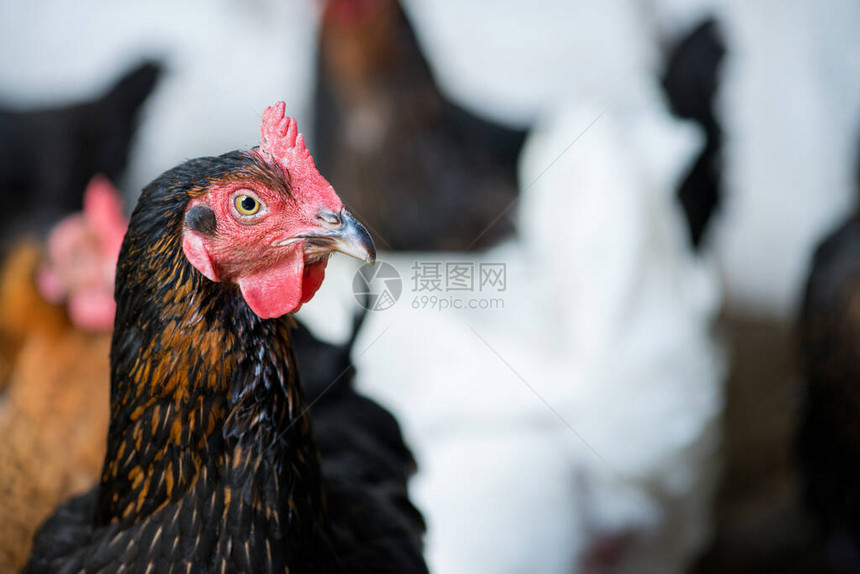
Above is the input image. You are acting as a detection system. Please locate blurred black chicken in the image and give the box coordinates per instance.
[661,18,726,249]
[0,60,160,245]
[24,102,426,573]
[797,145,860,572]
[292,310,426,567]
[313,0,526,251]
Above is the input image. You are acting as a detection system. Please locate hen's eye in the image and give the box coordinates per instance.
[235,195,261,216]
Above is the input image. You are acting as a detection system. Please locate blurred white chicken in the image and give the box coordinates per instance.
[300,99,725,574]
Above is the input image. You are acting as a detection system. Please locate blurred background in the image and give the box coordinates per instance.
[1,0,859,572]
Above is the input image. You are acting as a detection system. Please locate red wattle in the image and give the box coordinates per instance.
[237,249,328,319]
[301,259,328,304]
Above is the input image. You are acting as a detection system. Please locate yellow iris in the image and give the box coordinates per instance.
[235,195,260,216]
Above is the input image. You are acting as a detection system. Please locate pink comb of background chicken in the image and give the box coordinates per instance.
[36,176,128,331]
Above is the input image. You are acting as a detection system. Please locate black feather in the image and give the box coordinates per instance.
[0,61,161,245]
[662,18,726,249]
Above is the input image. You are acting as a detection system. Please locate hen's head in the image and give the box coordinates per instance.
[181,102,375,319]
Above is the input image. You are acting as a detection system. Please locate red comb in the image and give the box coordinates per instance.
[260,101,313,169]
[256,101,343,213]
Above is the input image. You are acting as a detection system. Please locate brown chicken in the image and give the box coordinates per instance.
[0,177,127,572]
[314,0,526,250]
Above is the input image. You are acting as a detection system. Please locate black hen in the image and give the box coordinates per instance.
[24,103,427,573]
[662,18,726,249]
[0,61,160,243]
[798,216,860,571]
[292,309,426,570]
[313,0,526,251]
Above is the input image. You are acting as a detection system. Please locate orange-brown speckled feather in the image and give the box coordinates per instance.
[0,243,111,572]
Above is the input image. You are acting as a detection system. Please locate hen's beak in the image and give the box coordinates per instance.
[294,210,377,265]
